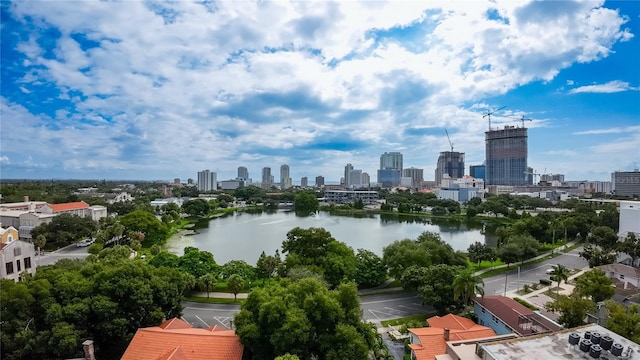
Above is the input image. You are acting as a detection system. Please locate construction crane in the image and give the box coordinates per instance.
[511,115,533,128]
[444,128,454,152]
[523,169,541,185]
[483,106,506,131]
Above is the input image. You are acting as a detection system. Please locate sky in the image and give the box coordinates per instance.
[1,0,639,183]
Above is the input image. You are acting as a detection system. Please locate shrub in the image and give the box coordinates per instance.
[513,297,538,310]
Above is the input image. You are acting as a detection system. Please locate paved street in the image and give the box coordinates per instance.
[36,243,90,267]
[482,246,588,296]
[181,301,241,329]
[360,293,433,324]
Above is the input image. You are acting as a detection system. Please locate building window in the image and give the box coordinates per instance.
[13,247,21,256]
[6,262,14,274]
[16,259,21,272]
[492,315,498,323]
[24,257,31,269]
[620,275,625,279]
[481,308,486,313]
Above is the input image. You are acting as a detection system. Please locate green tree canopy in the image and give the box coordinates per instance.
[178,246,218,278]
[30,213,97,246]
[617,233,640,265]
[400,264,464,314]
[574,269,615,303]
[256,250,282,279]
[545,292,596,328]
[453,269,484,306]
[234,279,383,360]
[467,242,495,265]
[282,227,356,288]
[604,301,640,344]
[220,260,256,281]
[355,249,387,288]
[587,226,619,251]
[119,210,169,246]
[181,198,211,217]
[293,191,319,213]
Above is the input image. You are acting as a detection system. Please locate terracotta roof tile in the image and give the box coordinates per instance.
[47,201,90,212]
[121,318,243,360]
[408,314,496,360]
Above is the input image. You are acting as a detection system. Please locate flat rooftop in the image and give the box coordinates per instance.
[482,324,640,360]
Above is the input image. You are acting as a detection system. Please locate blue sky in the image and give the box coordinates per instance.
[1,0,638,182]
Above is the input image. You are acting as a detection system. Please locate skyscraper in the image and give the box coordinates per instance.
[348,169,363,188]
[344,163,354,187]
[362,172,370,187]
[197,170,217,192]
[380,152,403,171]
[469,164,486,181]
[262,167,272,186]
[280,164,291,189]
[301,177,308,187]
[435,152,465,186]
[378,152,403,187]
[485,126,528,186]
[237,166,248,180]
[315,176,325,187]
[403,167,424,189]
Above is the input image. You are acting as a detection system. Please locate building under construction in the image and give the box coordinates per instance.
[435,151,465,186]
[485,126,528,186]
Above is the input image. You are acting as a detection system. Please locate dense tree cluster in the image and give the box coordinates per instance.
[282,227,357,288]
[234,278,390,360]
[30,214,97,247]
[0,253,190,360]
[293,191,320,213]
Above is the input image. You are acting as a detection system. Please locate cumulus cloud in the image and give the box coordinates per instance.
[569,80,639,94]
[0,0,635,179]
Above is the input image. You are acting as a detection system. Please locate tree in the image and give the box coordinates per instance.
[550,264,570,296]
[119,210,169,246]
[545,292,595,328]
[220,260,256,281]
[198,273,218,299]
[353,199,364,210]
[467,242,494,265]
[453,269,484,306]
[410,264,464,314]
[256,250,281,279]
[575,269,615,303]
[181,198,211,217]
[227,274,244,301]
[30,213,97,245]
[498,243,522,266]
[149,251,180,269]
[282,227,356,288]
[617,233,640,265]
[580,244,617,267]
[35,234,46,253]
[293,191,319,213]
[587,226,619,251]
[234,279,383,360]
[355,249,387,288]
[178,247,218,278]
[604,301,640,344]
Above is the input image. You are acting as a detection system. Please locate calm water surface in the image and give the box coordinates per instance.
[167,210,490,264]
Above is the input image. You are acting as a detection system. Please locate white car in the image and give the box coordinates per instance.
[76,238,95,247]
[545,268,555,275]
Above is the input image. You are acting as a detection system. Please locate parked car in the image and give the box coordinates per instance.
[76,238,95,247]
[545,268,555,274]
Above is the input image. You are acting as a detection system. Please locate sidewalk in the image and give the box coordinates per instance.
[474,239,581,276]
[190,291,249,299]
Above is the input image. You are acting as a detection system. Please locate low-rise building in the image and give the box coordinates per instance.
[323,190,380,205]
[0,238,36,281]
[0,225,19,244]
[121,317,243,360]
[597,263,640,292]
[408,314,496,360]
[473,295,562,337]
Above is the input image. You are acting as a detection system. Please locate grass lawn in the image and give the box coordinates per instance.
[469,259,505,272]
[380,313,434,327]
[186,295,245,305]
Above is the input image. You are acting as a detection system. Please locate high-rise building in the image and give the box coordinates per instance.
[280,164,291,189]
[262,167,272,186]
[237,166,249,180]
[197,170,217,192]
[348,169,363,188]
[174,178,180,184]
[362,172,370,187]
[485,126,528,186]
[380,152,403,171]
[378,152,403,187]
[435,152,465,186]
[403,167,424,189]
[612,170,640,196]
[187,178,194,185]
[315,176,325,187]
[301,177,308,187]
[541,174,565,183]
[469,164,486,181]
[344,163,354,187]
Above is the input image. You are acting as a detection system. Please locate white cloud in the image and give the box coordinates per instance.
[0,156,10,164]
[574,126,640,135]
[569,80,639,94]
[1,0,636,180]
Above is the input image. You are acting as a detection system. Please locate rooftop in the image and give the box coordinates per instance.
[598,263,640,279]
[47,201,90,212]
[474,295,562,336]
[481,324,640,360]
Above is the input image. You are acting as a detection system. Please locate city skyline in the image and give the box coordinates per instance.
[1,1,639,182]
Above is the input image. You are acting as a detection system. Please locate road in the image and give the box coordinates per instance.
[482,246,588,296]
[36,243,90,267]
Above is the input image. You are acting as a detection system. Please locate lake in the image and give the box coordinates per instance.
[166,210,493,265]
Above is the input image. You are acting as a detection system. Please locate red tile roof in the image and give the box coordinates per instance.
[47,201,90,212]
[121,318,243,360]
[474,295,562,336]
[408,314,496,360]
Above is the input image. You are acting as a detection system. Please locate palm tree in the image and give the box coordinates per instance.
[198,273,218,299]
[453,269,485,306]
[550,264,570,296]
